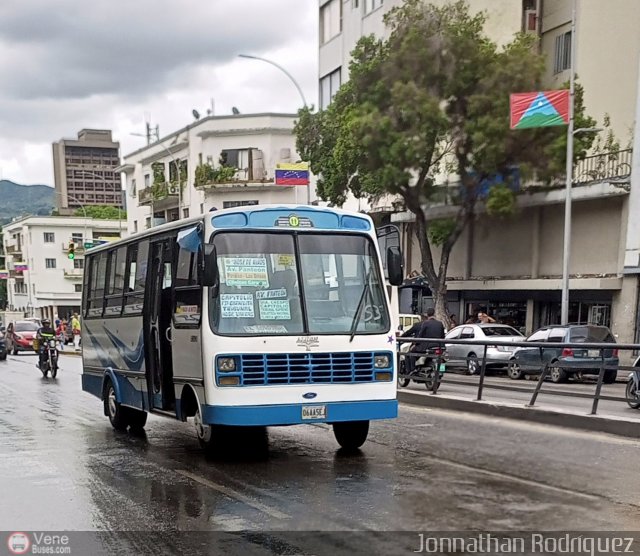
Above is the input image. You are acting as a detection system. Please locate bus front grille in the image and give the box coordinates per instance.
[235,352,380,386]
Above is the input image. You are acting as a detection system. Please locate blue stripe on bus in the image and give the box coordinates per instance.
[200,399,397,426]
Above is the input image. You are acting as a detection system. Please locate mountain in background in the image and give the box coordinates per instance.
[0,180,54,225]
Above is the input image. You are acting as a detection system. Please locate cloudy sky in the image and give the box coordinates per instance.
[0,0,318,185]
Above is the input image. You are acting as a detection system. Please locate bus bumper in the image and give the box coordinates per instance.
[201,399,398,426]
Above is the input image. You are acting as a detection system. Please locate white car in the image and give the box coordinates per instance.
[445,323,524,374]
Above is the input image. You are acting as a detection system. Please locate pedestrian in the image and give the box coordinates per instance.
[55,319,65,351]
[477,312,496,324]
[449,314,458,328]
[71,313,81,351]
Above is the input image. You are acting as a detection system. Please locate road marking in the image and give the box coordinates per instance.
[176,469,291,520]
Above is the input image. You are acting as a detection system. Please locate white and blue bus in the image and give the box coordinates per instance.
[80,205,403,451]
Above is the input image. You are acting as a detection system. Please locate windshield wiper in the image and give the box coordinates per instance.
[349,264,373,343]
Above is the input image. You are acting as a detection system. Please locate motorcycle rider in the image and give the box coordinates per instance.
[36,318,56,368]
[401,313,428,374]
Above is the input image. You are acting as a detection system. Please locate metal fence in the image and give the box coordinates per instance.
[397,337,639,416]
[573,148,633,184]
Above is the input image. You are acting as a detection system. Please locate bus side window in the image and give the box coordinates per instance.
[173,247,201,328]
[124,241,148,315]
[87,253,107,318]
[82,255,93,318]
[105,246,127,316]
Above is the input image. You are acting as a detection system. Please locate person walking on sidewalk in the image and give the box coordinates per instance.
[71,313,81,351]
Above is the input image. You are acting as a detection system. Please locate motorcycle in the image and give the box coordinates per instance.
[397,342,446,391]
[35,337,59,378]
[626,369,640,409]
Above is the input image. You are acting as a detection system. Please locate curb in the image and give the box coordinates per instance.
[59,351,82,357]
[398,390,640,439]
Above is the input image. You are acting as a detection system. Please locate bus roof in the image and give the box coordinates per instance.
[85,204,374,256]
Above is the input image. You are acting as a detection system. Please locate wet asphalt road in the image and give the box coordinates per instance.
[1,353,639,554]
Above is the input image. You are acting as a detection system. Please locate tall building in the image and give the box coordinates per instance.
[1,215,124,319]
[317,0,639,342]
[118,113,315,235]
[52,129,123,215]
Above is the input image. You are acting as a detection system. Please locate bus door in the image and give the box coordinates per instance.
[145,237,176,411]
[170,242,204,387]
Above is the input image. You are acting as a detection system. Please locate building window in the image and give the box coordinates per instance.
[364,0,383,14]
[130,178,137,197]
[145,217,151,229]
[320,67,342,110]
[200,203,205,214]
[74,258,84,269]
[71,232,83,245]
[554,31,571,73]
[45,258,56,269]
[320,0,342,44]
[43,232,55,243]
[144,174,150,188]
[133,220,138,233]
[223,200,259,209]
[75,284,83,292]
[183,208,190,218]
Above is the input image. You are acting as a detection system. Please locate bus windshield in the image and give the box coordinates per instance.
[210,232,390,336]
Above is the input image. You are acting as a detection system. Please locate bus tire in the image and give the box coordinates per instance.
[333,420,369,452]
[194,404,213,451]
[105,380,129,431]
[127,408,147,431]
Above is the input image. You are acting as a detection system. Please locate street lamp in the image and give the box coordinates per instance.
[238,54,308,108]
[75,170,125,235]
[238,54,312,204]
[52,190,88,243]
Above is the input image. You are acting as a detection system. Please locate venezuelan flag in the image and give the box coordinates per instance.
[275,162,310,185]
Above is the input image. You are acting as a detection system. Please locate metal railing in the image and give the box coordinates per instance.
[573,148,632,184]
[397,337,638,416]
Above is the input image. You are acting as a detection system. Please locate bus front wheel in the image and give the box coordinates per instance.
[194,406,213,450]
[333,420,369,452]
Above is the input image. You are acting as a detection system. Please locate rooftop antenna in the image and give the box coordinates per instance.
[232,107,240,115]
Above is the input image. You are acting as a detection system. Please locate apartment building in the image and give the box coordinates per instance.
[118,113,315,234]
[1,216,124,320]
[318,0,640,340]
[52,129,123,215]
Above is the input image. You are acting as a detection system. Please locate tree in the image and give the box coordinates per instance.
[296,0,596,325]
[74,206,126,220]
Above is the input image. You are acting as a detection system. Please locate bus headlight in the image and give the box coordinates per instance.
[218,357,236,372]
[374,354,390,368]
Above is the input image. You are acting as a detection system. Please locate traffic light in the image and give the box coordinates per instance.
[68,242,75,260]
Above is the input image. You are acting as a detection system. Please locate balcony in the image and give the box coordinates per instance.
[63,269,84,279]
[138,182,180,207]
[5,245,22,255]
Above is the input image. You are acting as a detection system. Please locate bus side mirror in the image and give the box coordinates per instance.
[387,246,403,286]
[202,244,219,292]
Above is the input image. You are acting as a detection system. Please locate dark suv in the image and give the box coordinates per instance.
[507,324,618,384]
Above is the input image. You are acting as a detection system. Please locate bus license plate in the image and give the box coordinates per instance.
[302,405,326,420]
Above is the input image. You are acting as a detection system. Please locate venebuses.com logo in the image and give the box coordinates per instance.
[7,532,30,555]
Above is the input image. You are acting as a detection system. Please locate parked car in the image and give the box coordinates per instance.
[5,320,40,354]
[507,324,619,384]
[0,328,7,360]
[445,323,525,374]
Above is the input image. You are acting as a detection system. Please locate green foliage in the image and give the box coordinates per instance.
[74,206,126,219]
[485,185,516,218]
[295,0,597,309]
[151,162,165,185]
[194,163,238,187]
[428,219,457,246]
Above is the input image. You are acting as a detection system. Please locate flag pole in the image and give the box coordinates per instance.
[560,0,577,325]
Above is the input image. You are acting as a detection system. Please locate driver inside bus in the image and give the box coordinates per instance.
[36,318,56,367]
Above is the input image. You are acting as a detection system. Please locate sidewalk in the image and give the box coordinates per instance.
[398,378,640,439]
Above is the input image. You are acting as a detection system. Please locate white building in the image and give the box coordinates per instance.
[118,113,318,234]
[1,216,124,320]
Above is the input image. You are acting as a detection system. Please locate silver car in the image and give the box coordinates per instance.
[445,323,525,374]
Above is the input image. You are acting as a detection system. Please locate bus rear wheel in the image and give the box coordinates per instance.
[105,381,128,431]
[333,420,369,452]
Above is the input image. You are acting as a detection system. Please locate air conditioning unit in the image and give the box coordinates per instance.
[524,9,538,32]
[279,148,292,162]
[167,184,179,195]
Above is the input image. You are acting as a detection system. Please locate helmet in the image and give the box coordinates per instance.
[41,319,51,326]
